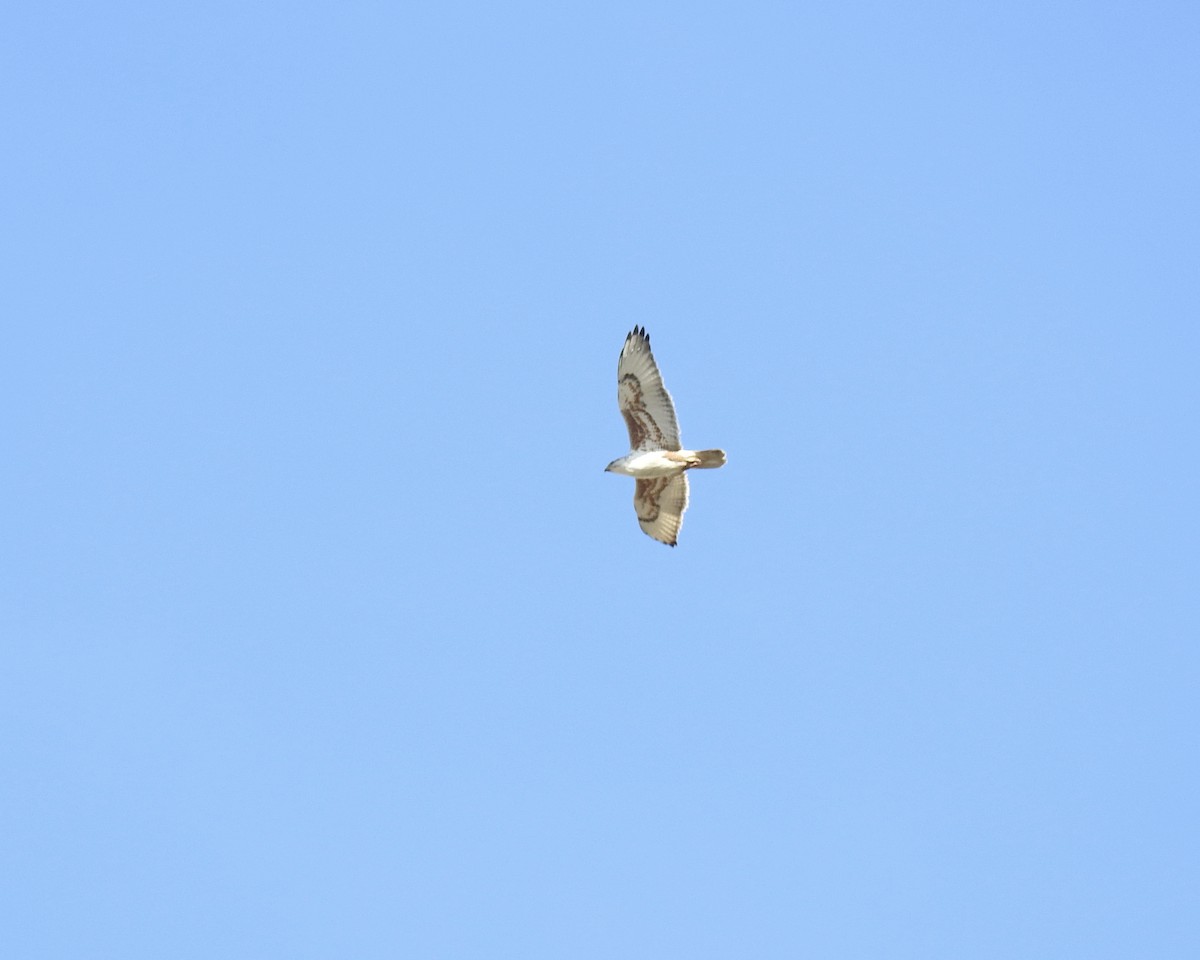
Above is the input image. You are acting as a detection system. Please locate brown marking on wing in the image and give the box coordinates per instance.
[621,409,647,449]
[633,475,689,547]
[619,373,667,450]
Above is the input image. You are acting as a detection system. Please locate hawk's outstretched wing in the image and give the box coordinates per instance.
[634,475,689,547]
[618,326,681,451]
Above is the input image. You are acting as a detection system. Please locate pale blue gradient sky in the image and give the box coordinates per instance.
[3,3,1198,957]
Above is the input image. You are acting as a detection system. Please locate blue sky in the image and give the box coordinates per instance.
[3,2,1198,957]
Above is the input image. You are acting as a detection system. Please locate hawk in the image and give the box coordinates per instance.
[604,326,726,546]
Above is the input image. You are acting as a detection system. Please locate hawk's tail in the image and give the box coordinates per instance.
[692,449,727,469]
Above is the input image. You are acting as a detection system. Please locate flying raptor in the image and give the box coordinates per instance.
[605,327,726,546]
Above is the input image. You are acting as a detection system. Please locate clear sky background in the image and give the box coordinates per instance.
[3,2,1198,957]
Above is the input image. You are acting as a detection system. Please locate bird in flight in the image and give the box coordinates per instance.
[605,326,726,546]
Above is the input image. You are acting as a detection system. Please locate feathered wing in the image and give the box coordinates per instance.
[634,475,689,547]
[617,326,681,451]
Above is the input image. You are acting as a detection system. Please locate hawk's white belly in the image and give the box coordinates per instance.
[607,450,686,478]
